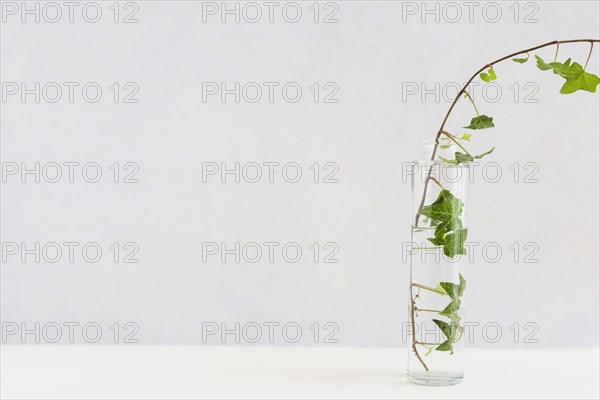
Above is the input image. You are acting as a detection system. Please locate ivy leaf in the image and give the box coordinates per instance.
[474,147,495,159]
[459,133,472,141]
[440,148,494,166]
[434,283,448,295]
[439,282,459,299]
[419,190,464,223]
[436,340,454,354]
[560,61,584,78]
[443,228,468,258]
[434,218,462,238]
[433,319,459,349]
[512,55,529,63]
[559,64,600,94]
[433,319,453,339]
[455,152,473,164]
[440,311,462,327]
[458,273,466,297]
[439,275,466,301]
[420,190,467,257]
[439,152,472,165]
[536,57,600,93]
[441,298,461,314]
[479,67,497,82]
[464,115,494,130]
[535,55,572,76]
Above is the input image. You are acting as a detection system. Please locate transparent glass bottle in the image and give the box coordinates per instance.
[406,140,470,385]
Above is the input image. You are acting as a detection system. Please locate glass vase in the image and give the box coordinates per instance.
[406,141,470,386]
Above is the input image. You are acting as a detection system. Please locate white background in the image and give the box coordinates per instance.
[1,0,599,348]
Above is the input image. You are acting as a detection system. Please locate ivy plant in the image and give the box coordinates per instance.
[409,39,600,372]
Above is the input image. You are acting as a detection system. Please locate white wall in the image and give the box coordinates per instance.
[1,0,598,347]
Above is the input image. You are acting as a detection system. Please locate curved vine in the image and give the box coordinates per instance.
[410,39,600,371]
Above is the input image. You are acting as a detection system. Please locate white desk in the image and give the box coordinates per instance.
[1,346,598,399]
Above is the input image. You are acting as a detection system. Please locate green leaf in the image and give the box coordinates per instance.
[440,311,462,327]
[464,115,494,130]
[535,57,600,93]
[475,147,495,159]
[434,283,447,295]
[440,152,470,165]
[439,282,459,299]
[443,228,468,258]
[559,65,600,94]
[479,67,496,82]
[535,56,573,77]
[458,273,466,297]
[459,133,472,141]
[440,148,494,166]
[433,319,459,349]
[419,190,464,223]
[512,55,529,63]
[434,218,462,238]
[455,152,473,164]
[433,319,453,339]
[536,55,567,73]
[560,61,583,78]
[420,190,467,257]
[441,298,461,314]
[435,340,454,354]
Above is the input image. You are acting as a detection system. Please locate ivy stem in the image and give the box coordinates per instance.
[585,42,594,69]
[463,91,480,117]
[416,342,443,346]
[412,283,446,295]
[409,286,429,371]
[439,130,471,155]
[416,308,443,313]
[554,41,560,62]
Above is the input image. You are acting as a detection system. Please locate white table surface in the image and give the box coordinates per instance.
[1,346,598,399]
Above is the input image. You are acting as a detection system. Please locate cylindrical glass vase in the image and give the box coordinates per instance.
[407,141,470,386]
